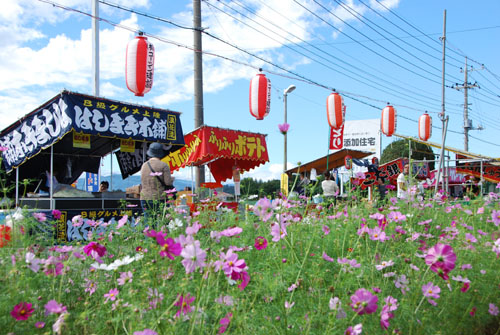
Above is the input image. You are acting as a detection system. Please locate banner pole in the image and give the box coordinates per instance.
[326,126,330,172]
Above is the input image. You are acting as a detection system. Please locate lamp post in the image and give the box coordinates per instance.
[283,85,296,173]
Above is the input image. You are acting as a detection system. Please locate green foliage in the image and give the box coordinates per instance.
[1,193,500,334]
[240,178,280,198]
[381,139,436,170]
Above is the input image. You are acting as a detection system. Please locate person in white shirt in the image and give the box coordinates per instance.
[397,164,409,199]
[322,171,339,197]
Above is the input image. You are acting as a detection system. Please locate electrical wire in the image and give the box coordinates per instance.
[35,0,500,149]
[204,0,447,112]
[331,0,464,83]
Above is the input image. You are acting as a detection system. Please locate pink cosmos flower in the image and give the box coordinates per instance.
[220,226,243,237]
[52,210,62,220]
[350,288,378,315]
[253,197,275,222]
[186,222,202,235]
[35,321,45,328]
[322,252,334,262]
[387,211,406,223]
[465,233,477,244]
[285,301,295,309]
[222,249,246,277]
[11,302,34,321]
[83,242,107,259]
[180,240,207,274]
[117,271,133,286]
[174,293,195,318]
[254,236,268,250]
[369,227,387,242]
[134,329,158,335]
[271,223,287,242]
[44,256,64,276]
[236,271,250,291]
[117,215,128,229]
[491,210,500,226]
[425,243,456,280]
[32,212,47,222]
[489,303,499,316]
[44,300,67,315]
[85,279,97,295]
[322,225,330,235]
[156,235,182,260]
[150,171,163,176]
[375,260,394,271]
[422,282,440,299]
[278,123,290,134]
[461,282,470,293]
[104,288,119,303]
[72,215,84,227]
[218,312,233,334]
[344,323,362,335]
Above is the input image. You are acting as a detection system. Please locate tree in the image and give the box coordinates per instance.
[381,139,435,170]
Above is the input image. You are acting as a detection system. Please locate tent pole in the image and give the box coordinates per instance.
[110,145,113,191]
[326,126,330,172]
[15,167,19,208]
[50,145,54,210]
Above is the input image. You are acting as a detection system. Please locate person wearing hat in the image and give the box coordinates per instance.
[140,142,175,213]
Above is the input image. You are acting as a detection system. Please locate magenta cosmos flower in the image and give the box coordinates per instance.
[104,288,119,303]
[425,243,456,279]
[11,302,34,321]
[156,235,182,260]
[174,293,195,318]
[254,236,268,250]
[350,288,378,315]
[278,123,290,134]
[83,242,107,259]
[422,282,440,299]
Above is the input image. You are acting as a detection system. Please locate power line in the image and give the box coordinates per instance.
[35,0,500,149]
[331,0,463,84]
[302,0,445,84]
[204,0,447,112]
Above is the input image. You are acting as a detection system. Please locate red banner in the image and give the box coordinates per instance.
[456,154,500,183]
[162,126,269,183]
[329,124,344,150]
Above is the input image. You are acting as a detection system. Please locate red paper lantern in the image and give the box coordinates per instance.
[345,155,352,170]
[326,92,345,129]
[381,105,397,137]
[249,73,271,120]
[126,33,155,97]
[418,113,432,141]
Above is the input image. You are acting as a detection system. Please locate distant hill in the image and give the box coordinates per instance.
[77,174,234,194]
[76,174,194,192]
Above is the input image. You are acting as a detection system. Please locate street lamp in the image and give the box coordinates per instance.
[283,85,296,173]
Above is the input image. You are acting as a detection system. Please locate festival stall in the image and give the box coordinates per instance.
[161,125,269,212]
[0,90,184,241]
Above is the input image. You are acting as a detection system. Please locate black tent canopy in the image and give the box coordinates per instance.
[0,91,185,196]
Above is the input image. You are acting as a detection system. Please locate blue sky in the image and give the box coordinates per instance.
[2,0,499,182]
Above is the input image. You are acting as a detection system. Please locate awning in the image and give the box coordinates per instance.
[162,125,269,183]
[393,133,500,163]
[0,91,184,186]
[285,149,372,175]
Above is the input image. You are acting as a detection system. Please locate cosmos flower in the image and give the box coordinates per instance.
[350,288,378,315]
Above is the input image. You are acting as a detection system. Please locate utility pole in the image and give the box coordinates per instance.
[435,10,448,194]
[453,56,481,152]
[193,0,205,191]
[92,0,99,97]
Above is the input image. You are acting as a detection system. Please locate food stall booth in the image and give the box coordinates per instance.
[0,90,184,241]
[160,125,270,213]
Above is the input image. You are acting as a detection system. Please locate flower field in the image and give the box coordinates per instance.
[1,190,500,334]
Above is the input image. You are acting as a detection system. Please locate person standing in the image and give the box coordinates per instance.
[397,164,409,199]
[99,181,109,192]
[140,143,174,212]
[321,171,339,198]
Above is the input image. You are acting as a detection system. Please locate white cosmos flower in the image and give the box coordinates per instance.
[91,254,143,271]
